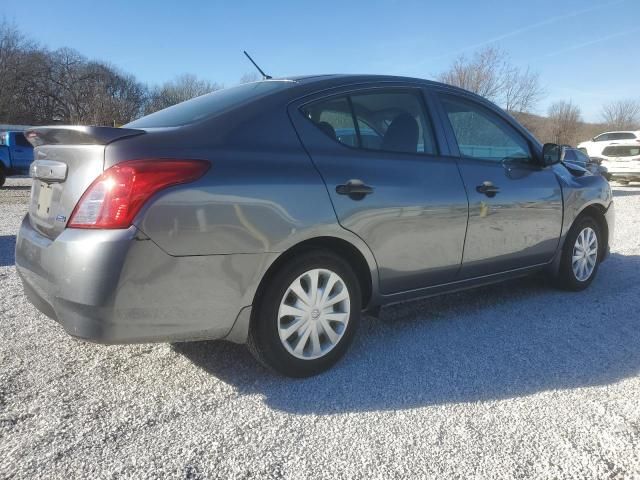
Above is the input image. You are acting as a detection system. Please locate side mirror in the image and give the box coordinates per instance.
[542,143,564,166]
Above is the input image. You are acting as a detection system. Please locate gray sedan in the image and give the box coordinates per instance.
[16,75,614,377]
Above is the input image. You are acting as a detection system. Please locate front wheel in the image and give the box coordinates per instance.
[247,250,361,377]
[556,216,602,291]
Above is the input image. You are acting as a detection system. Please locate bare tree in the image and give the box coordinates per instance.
[145,74,221,114]
[547,100,582,146]
[0,20,41,124]
[601,99,640,130]
[239,72,259,84]
[0,21,148,126]
[437,47,545,114]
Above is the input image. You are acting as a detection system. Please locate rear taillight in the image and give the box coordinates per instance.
[68,159,209,229]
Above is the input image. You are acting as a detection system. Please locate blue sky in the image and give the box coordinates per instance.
[4,0,639,121]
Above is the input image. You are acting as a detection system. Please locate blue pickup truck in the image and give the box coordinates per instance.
[0,130,34,187]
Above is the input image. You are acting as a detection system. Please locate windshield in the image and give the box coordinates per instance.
[125,80,293,128]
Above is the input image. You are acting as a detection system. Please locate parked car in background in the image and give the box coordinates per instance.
[0,130,34,187]
[577,130,640,158]
[591,143,640,184]
[562,146,609,178]
[16,75,614,377]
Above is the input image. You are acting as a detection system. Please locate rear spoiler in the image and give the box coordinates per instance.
[25,126,145,147]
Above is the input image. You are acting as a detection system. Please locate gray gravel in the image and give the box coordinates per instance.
[1,175,639,479]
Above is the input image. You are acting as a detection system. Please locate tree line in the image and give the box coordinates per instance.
[436,46,640,146]
[1,22,639,146]
[0,21,226,127]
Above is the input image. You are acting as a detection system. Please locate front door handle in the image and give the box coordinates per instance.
[336,179,374,199]
[476,181,500,197]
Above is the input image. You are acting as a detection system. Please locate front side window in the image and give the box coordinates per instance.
[441,96,531,162]
[563,149,577,161]
[594,134,609,142]
[575,150,591,163]
[301,89,437,155]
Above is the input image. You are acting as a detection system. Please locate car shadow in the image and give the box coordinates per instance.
[176,252,640,414]
[0,235,16,267]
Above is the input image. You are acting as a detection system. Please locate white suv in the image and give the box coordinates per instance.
[592,143,640,184]
[577,131,640,157]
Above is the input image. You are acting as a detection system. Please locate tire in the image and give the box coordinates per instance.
[556,216,602,291]
[247,250,361,377]
[0,166,5,188]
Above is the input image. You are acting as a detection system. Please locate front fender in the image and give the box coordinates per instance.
[549,164,613,272]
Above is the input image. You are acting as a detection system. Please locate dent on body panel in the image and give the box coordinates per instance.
[554,165,612,237]
[461,165,563,270]
[136,151,338,256]
[112,237,269,336]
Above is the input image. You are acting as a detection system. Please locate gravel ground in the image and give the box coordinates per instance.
[1,176,639,479]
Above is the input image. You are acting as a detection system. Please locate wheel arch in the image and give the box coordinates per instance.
[252,236,376,315]
[574,203,610,256]
[548,200,611,277]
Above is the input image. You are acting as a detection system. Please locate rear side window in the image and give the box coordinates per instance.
[302,97,358,148]
[125,81,292,128]
[440,96,531,162]
[15,133,31,148]
[301,90,437,155]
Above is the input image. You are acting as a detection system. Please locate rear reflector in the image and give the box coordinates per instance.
[68,159,209,229]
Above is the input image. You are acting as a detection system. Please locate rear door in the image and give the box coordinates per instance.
[289,85,469,294]
[436,93,563,278]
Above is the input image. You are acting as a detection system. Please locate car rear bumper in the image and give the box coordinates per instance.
[15,215,268,344]
[603,161,640,180]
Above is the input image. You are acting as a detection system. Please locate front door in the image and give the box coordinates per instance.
[437,93,563,278]
[290,87,469,294]
[12,132,33,171]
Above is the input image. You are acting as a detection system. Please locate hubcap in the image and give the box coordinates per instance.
[277,268,350,360]
[572,227,598,282]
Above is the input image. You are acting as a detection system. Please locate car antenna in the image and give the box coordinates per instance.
[243,51,272,80]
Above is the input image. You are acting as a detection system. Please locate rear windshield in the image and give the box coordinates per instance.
[125,81,293,128]
[602,145,640,157]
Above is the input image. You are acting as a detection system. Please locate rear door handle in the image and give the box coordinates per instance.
[336,179,374,199]
[476,181,500,197]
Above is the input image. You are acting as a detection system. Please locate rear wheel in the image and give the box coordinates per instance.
[247,250,361,377]
[555,216,602,291]
[0,166,5,188]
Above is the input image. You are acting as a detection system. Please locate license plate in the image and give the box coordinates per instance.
[36,182,53,217]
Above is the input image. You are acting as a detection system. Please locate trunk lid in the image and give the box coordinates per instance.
[26,126,144,239]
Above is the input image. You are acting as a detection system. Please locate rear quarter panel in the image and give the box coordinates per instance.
[105,98,352,257]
